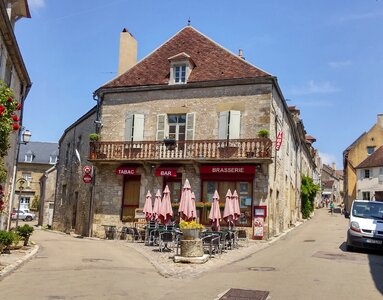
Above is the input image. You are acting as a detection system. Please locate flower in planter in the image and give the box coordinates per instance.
[171,202,180,208]
[179,220,204,230]
[195,202,205,208]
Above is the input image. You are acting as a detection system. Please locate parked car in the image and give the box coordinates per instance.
[346,200,383,252]
[11,209,36,222]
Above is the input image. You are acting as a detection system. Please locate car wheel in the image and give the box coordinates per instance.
[25,216,32,222]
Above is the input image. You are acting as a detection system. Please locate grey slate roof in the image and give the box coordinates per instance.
[18,142,59,164]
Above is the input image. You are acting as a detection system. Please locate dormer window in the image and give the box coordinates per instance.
[24,151,34,163]
[175,65,186,83]
[49,155,58,164]
[168,52,195,85]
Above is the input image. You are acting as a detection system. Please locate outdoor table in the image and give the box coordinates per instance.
[102,225,117,240]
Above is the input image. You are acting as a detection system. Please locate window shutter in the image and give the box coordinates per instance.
[218,111,229,140]
[132,114,144,141]
[125,113,134,141]
[185,112,195,140]
[156,114,167,140]
[228,110,241,139]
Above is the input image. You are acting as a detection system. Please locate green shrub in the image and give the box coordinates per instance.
[89,133,100,141]
[257,129,270,138]
[11,231,22,247]
[17,224,34,246]
[301,175,320,219]
[0,230,15,250]
[16,224,34,238]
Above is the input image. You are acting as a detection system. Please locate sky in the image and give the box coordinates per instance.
[14,0,383,169]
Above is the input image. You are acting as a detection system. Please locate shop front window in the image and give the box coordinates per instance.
[200,180,253,226]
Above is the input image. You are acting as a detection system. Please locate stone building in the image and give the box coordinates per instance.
[355,145,383,201]
[38,165,56,227]
[343,114,383,211]
[321,163,344,205]
[52,106,97,236]
[0,0,32,230]
[15,142,58,213]
[52,26,319,240]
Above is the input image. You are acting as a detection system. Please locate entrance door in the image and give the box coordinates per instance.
[122,176,141,221]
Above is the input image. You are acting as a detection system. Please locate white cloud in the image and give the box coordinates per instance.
[28,0,45,10]
[328,60,351,69]
[319,152,340,168]
[288,80,340,96]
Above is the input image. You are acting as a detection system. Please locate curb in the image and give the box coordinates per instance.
[0,244,39,280]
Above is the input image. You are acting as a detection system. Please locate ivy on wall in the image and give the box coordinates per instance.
[301,175,320,219]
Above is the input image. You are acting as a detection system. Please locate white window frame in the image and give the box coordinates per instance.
[49,155,57,164]
[24,153,33,162]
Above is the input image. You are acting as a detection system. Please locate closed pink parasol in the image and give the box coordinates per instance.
[143,190,153,222]
[208,190,221,231]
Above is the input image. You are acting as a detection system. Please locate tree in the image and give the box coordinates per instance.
[301,175,320,219]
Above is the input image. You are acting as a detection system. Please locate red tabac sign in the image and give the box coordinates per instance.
[275,131,283,151]
[199,165,256,174]
[115,167,137,175]
[155,168,177,177]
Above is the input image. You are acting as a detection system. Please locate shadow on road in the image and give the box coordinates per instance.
[339,242,383,295]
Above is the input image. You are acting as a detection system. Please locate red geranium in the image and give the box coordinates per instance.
[13,123,20,130]
[17,103,22,110]
[12,115,19,121]
[0,105,4,112]
[7,97,13,102]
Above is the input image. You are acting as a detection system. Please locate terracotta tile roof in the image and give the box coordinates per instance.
[103,26,271,89]
[323,180,334,188]
[356,145,383,169]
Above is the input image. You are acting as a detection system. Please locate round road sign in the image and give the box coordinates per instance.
[83,174,92,184]
[83,165,92,174]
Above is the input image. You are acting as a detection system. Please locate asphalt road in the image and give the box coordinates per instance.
[1,209,382,300]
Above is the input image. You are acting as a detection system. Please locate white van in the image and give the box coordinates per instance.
[346,200,383,251]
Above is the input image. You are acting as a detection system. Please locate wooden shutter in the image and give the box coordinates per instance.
[218,111,229,140]
[185,112,195,140]
[124,113,134,141]
[132,114,144,141]
[156,114,167,140]
[228,110,241,139]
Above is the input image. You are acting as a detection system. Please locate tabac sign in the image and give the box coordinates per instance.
[115,166,137,175]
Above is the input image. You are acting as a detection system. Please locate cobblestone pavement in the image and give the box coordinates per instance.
[125,239,271,279]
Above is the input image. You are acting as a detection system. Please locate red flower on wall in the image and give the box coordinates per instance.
[12,115,19,121]
[16,103,22,110]
[7,97,13,102]
[13,123,20,130]
[0,105,4,112]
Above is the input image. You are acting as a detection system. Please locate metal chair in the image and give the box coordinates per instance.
[237,229,248,247]
[202,234,222,257]
[158,231,174,252]
[126,227,142,242]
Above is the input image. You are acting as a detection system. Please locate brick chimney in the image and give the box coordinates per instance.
[118,28,137,76]
[378,113,383,128]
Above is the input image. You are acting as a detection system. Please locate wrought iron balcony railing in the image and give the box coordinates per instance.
[89,138,272,161]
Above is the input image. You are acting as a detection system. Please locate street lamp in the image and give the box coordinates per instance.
[6,128,32,231]
[15,178,26,229]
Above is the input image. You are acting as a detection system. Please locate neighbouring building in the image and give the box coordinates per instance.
[54,26,319,239]
[53,106,97,236]
[343,114,383,211]
[38,165,56,227]
[15,142,58,214]
[0,0,32,230]
[321,163,344,205]
[355,145,383,201]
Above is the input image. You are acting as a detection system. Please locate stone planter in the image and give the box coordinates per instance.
[182,229,200,240]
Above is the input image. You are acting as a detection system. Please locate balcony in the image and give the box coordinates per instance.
[89,138,272,162]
